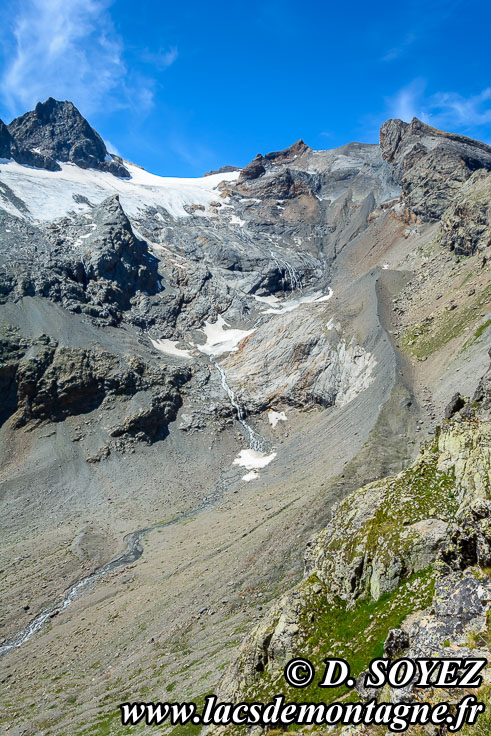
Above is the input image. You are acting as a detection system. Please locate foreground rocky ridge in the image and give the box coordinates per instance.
[214,363,491,734]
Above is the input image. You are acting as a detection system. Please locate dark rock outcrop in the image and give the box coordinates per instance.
[239,139,310,181]
[264,138,309,163]
[0,118,60,171]
[380,117,491,219]
[239,155,266,181]
[0,195,160,324]
[204,165,241,177]
[0,329,191,442]
[440,169,491,256]
[7,98,129,177]
[383,627,410,657]
[445,391,466,418]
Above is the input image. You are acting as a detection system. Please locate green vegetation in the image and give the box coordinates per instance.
[246,568,435,713]
[229,439,464,733]
[317,450,457,582]
[402,285,491,358]
[460,685,491,736]
[473,319,491,341]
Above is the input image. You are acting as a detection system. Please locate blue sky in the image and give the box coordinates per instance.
[1,0,490,176]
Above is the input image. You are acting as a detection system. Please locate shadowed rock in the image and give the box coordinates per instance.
[0,117,60,171]
[7,98,129,177]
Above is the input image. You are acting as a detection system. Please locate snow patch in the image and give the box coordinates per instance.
[197,315,254,357]
[262,288,333,315]
[233,449,277,470]
[228,214,246,227]
[268,410,287,428]
[242,471,259,482]
[150,338,192,358]
[254,294,280,306]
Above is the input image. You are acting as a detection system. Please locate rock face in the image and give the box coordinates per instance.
[7,98,129,177]
[0,195,160,324]
[221,310,377,412]
[239,139,310,181]
[440,169,491,255]
[0,117,60,170]
[0,119,15,159]
[0,327,191,442]
[380,117,491,219]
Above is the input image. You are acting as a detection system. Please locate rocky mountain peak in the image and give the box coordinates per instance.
[380,116,491,162]
[264,138,310,162]
[7,97,129,178]
[239,138,310,180]
[380,116,491,219]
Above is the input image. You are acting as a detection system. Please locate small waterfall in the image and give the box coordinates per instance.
[270,250,302,292]
[214,361,264,452]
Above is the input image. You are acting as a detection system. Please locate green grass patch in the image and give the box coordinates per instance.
[245,567,435,713]
[402,286,491,358]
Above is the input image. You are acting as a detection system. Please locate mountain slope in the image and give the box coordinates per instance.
[0,100,489,736]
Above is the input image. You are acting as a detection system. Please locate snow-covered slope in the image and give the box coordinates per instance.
[0,158,239,221]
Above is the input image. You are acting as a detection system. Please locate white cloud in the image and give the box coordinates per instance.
[103,139,121,157]
[424,88,491,129]
[386,80,491,132]
[386,79,427,122]
[0,0,158,118]
[140,46,178,70]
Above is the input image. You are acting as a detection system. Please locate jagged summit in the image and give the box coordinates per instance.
[381,116,491,157]
[380,116,491,219]
[204,164,241,177]
[239,138,311,180]
[5,97,129,178]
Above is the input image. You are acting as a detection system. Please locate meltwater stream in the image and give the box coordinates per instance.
[0,504,208,658]
[1,353,268,657]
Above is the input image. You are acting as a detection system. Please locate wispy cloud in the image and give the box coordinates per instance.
[381,33,416,62]
[103,138,121,157]
[386,79,427,122]
[424,88,491,129]
[140,46,178,71]
[386,80,491,132]
[168,133,216,173]
[0,0,172,119]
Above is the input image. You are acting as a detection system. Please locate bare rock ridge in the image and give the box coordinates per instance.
[380,116,491,219]
[204,165,242,177]
[239,139,310,180]
[4,97,129,177]
[0,195,160,323]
